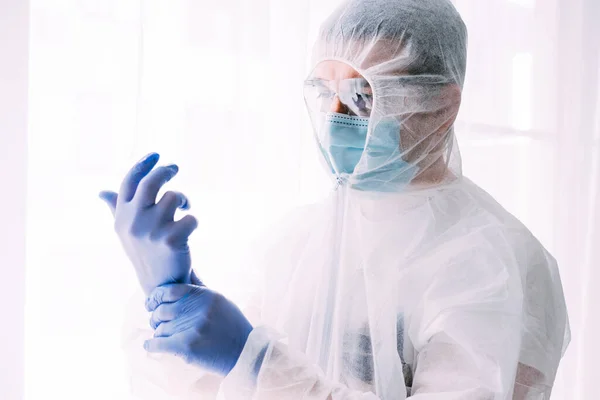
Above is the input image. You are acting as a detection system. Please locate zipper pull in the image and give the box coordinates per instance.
[334,176,344,191]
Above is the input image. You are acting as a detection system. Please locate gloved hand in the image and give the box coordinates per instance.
[99,153,198,296]
[144,283,254,376]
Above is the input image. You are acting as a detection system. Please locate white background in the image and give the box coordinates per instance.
[1,0,599,399]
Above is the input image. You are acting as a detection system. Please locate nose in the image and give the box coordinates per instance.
[330,95,349,114]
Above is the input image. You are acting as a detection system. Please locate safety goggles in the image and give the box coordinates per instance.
[303,77,374,117]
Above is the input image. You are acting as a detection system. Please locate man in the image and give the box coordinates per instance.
[101,0,570,398]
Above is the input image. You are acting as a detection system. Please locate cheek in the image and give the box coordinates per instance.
[400,108,455,145]
[399,115,429,150]
[399,114,449,161]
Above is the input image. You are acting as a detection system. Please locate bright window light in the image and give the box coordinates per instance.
[512,52,533,131]
[507,0,536,9]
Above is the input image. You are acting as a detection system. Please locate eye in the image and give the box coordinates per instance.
[352,93,373,113]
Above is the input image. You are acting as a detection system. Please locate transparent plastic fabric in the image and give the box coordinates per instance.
[124,0,569,399]
[218,179,570,400]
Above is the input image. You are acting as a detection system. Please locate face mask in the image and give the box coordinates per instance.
[319,113,419,192]
[319,113,369,174]
[353,117,419,191]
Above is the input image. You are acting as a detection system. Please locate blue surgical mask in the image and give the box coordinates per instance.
[320,113,369,174]
[319,113,419,192]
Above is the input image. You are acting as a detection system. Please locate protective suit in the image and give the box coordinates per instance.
[124,0,570,399]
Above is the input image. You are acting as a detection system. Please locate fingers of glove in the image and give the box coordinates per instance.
[154,320,179,338]
[146,283,196,312]
[156,191,190,221]
[119,153,160,203]
[149,302,179,330]
[98,191,118,217]
[166,215,199,246]
[143,335,181,355]
[144,331,198,365]
[134,164,179,208]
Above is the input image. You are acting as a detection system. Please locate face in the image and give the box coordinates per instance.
[306,59,461,150]
[306,60,373,116]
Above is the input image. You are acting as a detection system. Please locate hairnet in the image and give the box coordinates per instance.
[317,0,467,85]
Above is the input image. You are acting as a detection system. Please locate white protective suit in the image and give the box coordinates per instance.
[124,0,570,399]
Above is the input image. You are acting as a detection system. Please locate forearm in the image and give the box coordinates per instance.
[219,327,381,400]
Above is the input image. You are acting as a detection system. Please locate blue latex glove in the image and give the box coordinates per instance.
[99,153,198,295]
[144,283,254,376]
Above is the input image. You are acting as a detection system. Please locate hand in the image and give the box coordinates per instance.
[144,283,254,376]
[99,153,198,295]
